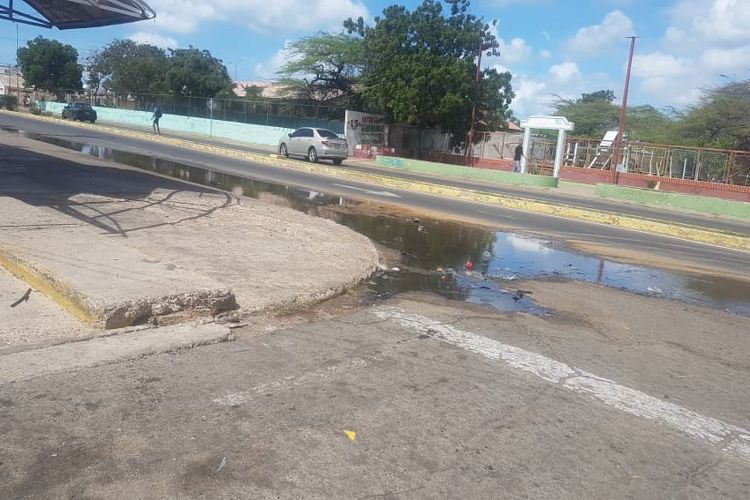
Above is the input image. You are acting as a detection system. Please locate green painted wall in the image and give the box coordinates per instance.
[595,184,750,219]
[376,156,559,188]
[39,101,301,147]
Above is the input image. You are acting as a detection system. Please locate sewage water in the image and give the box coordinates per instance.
[6,128,750,315]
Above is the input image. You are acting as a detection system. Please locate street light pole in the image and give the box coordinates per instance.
[611,36,639,180]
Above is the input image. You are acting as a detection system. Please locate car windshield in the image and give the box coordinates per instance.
[317,129,340,139]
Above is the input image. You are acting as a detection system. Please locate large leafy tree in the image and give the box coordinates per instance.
[86,39,169,95]
[277,33,364,106]
[344,0,514,140]
[671,79,750,150]
[17,37,82,100]
[553,90,620,138]
[554,90,676,141]
[165,48,233,98]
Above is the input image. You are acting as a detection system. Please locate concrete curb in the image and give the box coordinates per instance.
[0,322,233,384]
[2,110,748,251]
[376,155,560,188]
[595,184,750,219]
[0,245,97,325]
[0,243,237,330]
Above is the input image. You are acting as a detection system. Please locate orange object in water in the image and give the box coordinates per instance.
[465,260,474,271]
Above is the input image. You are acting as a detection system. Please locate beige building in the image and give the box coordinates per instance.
[0,65,26,96]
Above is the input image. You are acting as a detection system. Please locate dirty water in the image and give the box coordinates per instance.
[5,127,750,316]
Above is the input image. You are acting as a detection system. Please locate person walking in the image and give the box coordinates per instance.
[152,105,163,135]
[513,139,524,173]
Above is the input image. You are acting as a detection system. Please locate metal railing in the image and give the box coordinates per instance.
[564,137,750,186]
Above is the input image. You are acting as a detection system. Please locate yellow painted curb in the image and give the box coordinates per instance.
[0,245,97,326]
[3,110,747,251]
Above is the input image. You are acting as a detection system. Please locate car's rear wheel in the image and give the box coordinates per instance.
[332,158,343,165]
[279,143,289,157]
[308,147,318,163]
[90,119,96,123]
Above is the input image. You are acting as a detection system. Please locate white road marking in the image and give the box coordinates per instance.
[373,307,750,461]
[332,183,401,198]
[213,353,386,407]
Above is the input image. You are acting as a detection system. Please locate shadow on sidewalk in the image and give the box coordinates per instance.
[0,142,236,238]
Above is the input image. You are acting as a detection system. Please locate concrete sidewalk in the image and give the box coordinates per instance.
[0,132,379,341]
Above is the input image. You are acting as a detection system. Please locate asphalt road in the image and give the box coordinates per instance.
[2,290,749,498]
[1,113,749,277]
[4,113,748,236]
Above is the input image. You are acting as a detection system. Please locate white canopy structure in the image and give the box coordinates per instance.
[1,0,154,28]
[519,116,575,177]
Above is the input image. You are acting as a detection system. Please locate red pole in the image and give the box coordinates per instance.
[611,36,638,183]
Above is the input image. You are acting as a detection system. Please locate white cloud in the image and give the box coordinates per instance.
[700,45,750,71]
[567,10,634,54]
[254,42,293,79]
[511,76,549,117]
[632,52,690,79]
[499,37,533,65]
[699,0,750,42]
[146,0,369,34]
[128,32,179,49]
[539,49,552,59]
[549,61,582,83]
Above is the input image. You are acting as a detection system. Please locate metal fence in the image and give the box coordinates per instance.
[57,91,347,133]
[564,138,750,186]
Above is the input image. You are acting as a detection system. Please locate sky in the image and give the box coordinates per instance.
[1,0,749,117]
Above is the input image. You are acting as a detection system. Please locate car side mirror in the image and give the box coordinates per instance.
[287,133,292,138]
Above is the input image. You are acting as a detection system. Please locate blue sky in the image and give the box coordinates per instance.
[2,0,749,116]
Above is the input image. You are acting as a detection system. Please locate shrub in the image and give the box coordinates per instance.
[0,95,18,110]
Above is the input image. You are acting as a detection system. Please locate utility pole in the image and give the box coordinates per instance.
[16,23,21,104]
[234,59,243,82]
[610,36,639,181]
[465,40,485,164]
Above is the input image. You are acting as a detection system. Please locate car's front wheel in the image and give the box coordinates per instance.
[308,147,318,163]
[279,143,289,157]
[332,158,343,165]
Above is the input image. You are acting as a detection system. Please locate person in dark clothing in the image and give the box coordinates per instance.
[513,140,524,173]
[152,105,163,135]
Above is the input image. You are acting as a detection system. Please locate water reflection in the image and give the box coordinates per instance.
[10,129,750,315]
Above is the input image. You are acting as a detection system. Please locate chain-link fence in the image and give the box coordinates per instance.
[56,91,347,133]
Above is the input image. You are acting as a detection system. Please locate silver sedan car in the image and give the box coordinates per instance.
[278,128,348,165]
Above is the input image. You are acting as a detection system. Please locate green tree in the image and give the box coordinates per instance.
[17,37,82,100]
[670,79,750,150]
[626,105,675,143]
[554,90,676,141]
[553,90,619,137]
[86,39,169,95]
[580,89,616,103]
[344,0,514,141]
[165,48,233,98]
[277,33,364,106]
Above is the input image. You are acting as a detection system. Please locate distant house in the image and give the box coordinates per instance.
[0,65,26,96]
[232,80,288,99]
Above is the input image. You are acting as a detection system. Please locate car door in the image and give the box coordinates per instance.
[288,129,304,156]
[293,128,314,156]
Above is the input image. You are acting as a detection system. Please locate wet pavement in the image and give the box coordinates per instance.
[4,128,750,316]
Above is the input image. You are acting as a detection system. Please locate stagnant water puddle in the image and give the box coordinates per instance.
[6,128,750,315]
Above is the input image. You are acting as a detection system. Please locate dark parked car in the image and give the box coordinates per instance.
[61,102,97,123]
